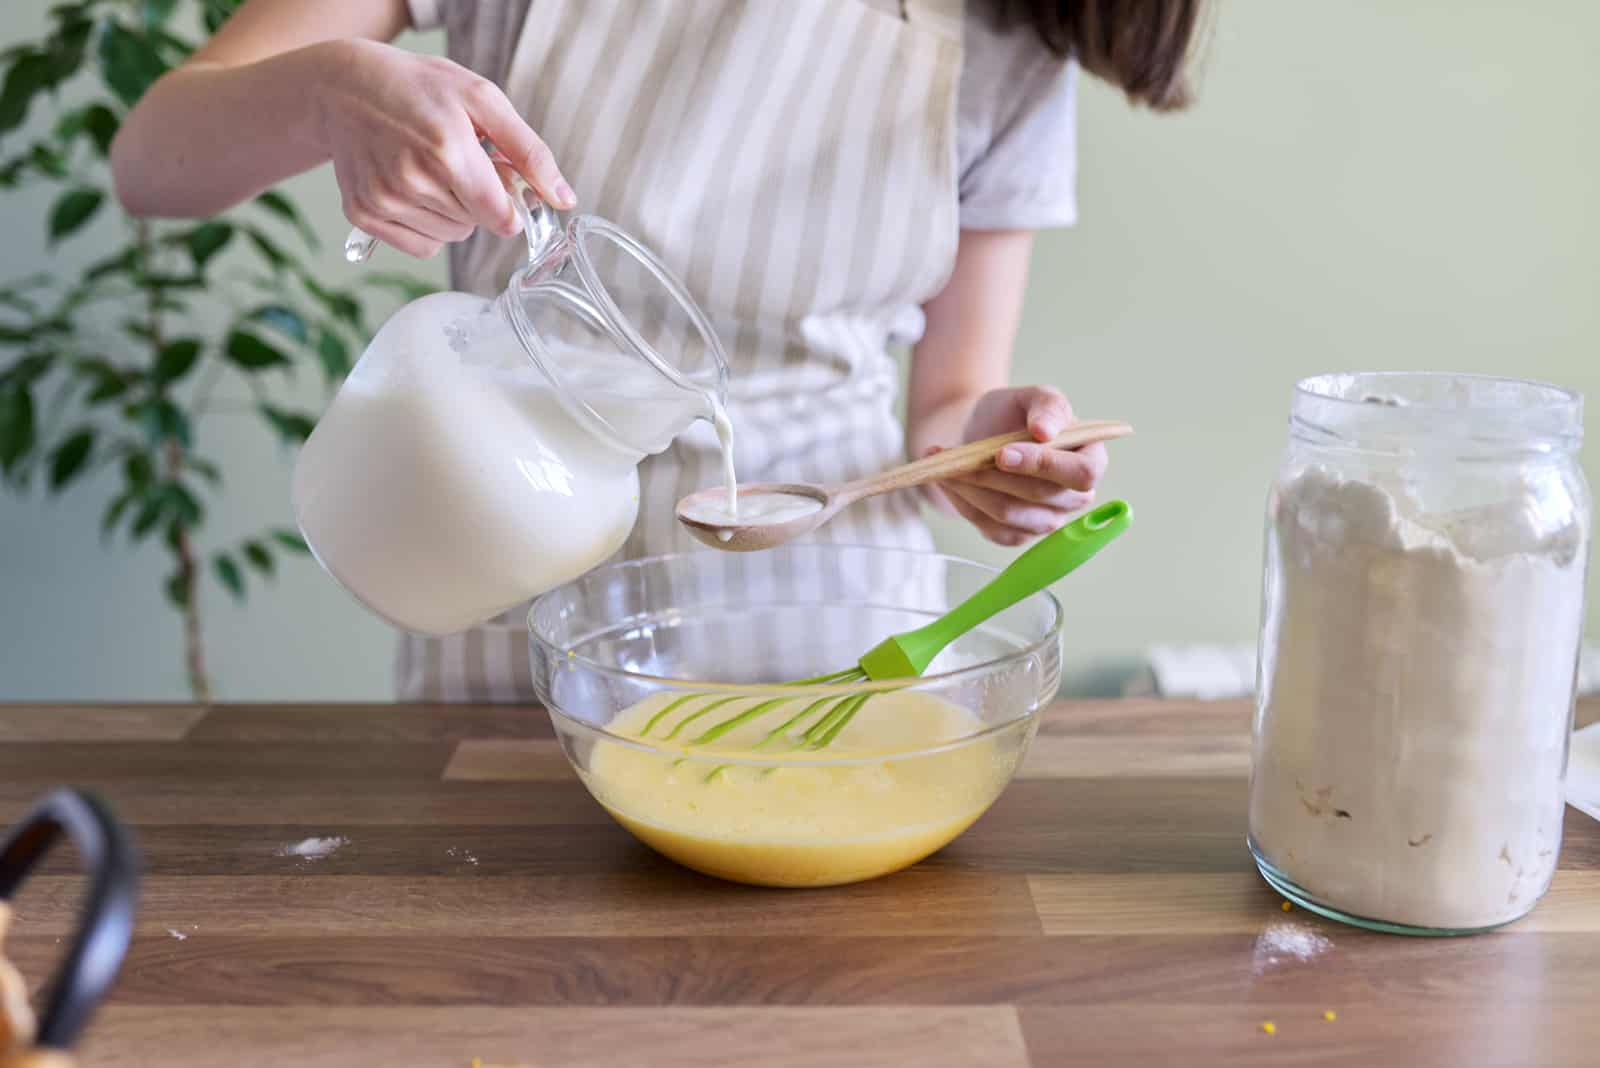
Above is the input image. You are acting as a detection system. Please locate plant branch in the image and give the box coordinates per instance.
[138,216,210,705]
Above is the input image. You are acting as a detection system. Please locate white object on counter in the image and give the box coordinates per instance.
[1569,722,1600,824]
[1250,465,1585,931]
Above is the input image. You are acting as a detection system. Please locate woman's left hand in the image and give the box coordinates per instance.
[922,385,1108,546]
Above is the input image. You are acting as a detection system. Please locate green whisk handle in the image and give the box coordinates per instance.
[858,499,1132,680]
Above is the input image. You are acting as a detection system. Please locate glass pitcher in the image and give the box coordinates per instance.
[294,182,730,636]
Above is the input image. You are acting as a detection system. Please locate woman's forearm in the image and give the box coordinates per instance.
[905,230,1034,457]
[111,44,338,218]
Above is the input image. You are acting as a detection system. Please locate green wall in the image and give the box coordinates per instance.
[2,2,1595,699]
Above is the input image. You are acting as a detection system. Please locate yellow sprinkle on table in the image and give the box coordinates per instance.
[1323,1010,1338,1022]
[1280,900,1292,912]
[1260,1021,1277,1035]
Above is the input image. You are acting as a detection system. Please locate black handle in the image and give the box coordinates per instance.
[0,789,140,1050]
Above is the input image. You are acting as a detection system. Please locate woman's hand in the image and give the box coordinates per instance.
[312,39,576,259]
[923,385,1108,546]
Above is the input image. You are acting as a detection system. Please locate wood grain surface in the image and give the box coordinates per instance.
[0,698,1593,1068]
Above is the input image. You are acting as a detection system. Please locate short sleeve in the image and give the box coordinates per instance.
[956,17,1079,231]
[406,0,446,31]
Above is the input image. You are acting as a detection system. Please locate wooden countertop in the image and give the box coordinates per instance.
[0,698,1595,1068]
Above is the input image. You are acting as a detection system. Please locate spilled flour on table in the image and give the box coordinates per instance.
[167,928,187,941]
[447,846,480,867]
[1251,920,1332,973]
[275,836,349,862]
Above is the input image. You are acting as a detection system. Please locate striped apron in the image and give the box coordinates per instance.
[396,0,964,701]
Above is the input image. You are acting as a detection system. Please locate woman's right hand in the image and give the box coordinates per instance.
[311,38,576,259]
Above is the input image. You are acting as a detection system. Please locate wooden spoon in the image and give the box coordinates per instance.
[675,419,1133,552]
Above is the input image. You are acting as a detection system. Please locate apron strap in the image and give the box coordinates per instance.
[903,0,963,41]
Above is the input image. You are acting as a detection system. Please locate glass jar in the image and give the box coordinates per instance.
[295,196,729,636]
[1249,372,1589,934]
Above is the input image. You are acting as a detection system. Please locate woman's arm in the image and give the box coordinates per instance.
[905,229,1106,545]
[111,0,574,258]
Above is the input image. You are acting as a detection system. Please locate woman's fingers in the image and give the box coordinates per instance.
[398,204,475,244]
[343,215,442,259]
[942,489,1030,547]
[464,78,576,210]
[944,482,1067,537]
[450,136,522,237]
[994,440,1105,491]
[952,466,1095,509]
[1016,385,1074,441]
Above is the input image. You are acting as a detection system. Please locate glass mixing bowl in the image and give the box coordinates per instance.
[528,545,1062,887]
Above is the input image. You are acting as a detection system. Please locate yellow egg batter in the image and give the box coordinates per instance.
[582,690,1021,887]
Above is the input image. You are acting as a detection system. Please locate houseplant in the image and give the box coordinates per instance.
[0,1,430,700]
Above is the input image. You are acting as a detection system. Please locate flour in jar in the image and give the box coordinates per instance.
[1250,465,1585,930]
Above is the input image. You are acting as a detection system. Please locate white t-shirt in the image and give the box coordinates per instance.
[407,0,1080,231]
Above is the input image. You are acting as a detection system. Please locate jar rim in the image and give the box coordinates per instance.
[1295,371,1581,412]
[1290,372,1584,454]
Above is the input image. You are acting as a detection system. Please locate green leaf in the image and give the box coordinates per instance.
[122,450,154,490]
[85,246,140,282]
[152,338,201,385]
[30,143,68,178]
[77,355,126,378]
[53,108,85,143]
[300,274,364,332]
[132,397,191,447]
[97,23,169,108]
[203,0,245,34]
[86,377,126,404]
[79,104,119,155]
[121,319,157,345]
[49,189,104,242]
[142,0,179,32]
[185,455,220,483]
[247,304,308,344]
[161,480,202,526]
[129,492,165,540]
[47,427,93,490]
[363,272,437,302]
[213,553,244,599]
[139,273,206,290]
[55,104,119,157]
[149,29,195,64]
[179,221,233,268]
[224,329,289,371]
[164,568,190,609]
[242,539,274,576]
[101,490,134,538]
[271,528,309,555]
[313,326,350,380]
[5,352,55,387]
[0,52,53,135]
[0,290,39,316]
[259,403,314,443]
[253,190,318,248]
[44,14,91,84]
[0,384,34,472]
[244,228,289,271]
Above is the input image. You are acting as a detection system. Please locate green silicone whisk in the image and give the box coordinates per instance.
[639,499,1132,753]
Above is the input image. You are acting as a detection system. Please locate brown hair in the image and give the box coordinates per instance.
[989,0,1208,112]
